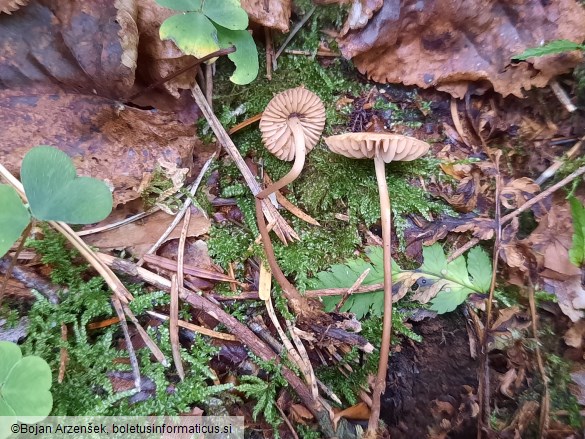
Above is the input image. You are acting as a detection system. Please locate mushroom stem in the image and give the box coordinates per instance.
[368,156,394,434]
[256,117,306,199]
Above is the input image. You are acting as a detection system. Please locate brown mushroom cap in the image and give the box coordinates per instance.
[259,87,326,161]
[325,132,430,163]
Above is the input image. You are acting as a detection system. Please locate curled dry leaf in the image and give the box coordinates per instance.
[338,0,383,37]
[241,0,291,33]
[0,90,195,206]
[337,0,585,98]
[500,177,540,210]
[0,0,137,98]
[135,0,196,99]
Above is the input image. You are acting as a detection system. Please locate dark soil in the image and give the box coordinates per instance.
[381,312,479,438]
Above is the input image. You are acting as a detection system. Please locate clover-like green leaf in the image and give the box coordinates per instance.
[156,0,202,11]
[203,0,248,30]
[159,12,220,59]
[20,146,113,224]
[0,341,53,427]
[217,26,259,85]
[0,185,30,258]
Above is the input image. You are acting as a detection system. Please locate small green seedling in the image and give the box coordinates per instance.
[157,0,259,85]
[0,341,53,439]
[0,146,113,257]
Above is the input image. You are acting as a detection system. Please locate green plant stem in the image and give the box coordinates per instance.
[368,157,393,435]
[0,221,33,308]
[257,117,306,199]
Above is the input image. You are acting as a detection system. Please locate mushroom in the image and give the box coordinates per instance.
[324,132,430,433]
[256,87,326,199]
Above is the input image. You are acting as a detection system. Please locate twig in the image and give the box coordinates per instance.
[265,27,273,81]
[478,154,501,438]
[228,112,263,135]
[276,404,300,439]
[76,207,159,237]
[191,83,299,244]
[125,47,235,102]
[447,164,585,262]
[284,49,341,57]
[535,136,584,186]
[137,151,217,266]
[146,310,237,341]
[98,253,335,436]
[143,254,240,284]
[205,63,213,110]
[549,80,577,113]
[0,222,33,308]
[170,274,185,380]
[306,283,383,297]
[527,281,550,438]
[273,5,316,70]
[335,268,370,312]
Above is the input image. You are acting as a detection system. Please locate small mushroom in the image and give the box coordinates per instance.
[324,132,430,433]
[256,87,326,199]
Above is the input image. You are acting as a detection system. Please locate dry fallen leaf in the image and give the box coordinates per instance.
[564,321,585,349]
[337,0,585,98]
[241,0,292,32]
[84,209,210,258]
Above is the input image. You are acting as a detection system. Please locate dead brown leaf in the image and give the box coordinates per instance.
[564,321,585,349]
[289,404,313,424]
[500,177,540,210]
[84,209,210,257]
[337,0,585,98]
[543,276,585,322]
[332,402,370,430]
[241,0,291,32]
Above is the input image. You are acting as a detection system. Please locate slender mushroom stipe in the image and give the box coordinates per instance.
[256,87,326,199]
[324,132,430,435]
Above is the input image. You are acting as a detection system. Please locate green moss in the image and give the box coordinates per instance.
[23,229,231,416]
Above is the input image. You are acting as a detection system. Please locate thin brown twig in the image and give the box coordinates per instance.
[265,27,273,81]
[334,268,370,312]
[276,403,300,439]
[535,135,584,186]
[550,80,576,113]
[0,222,33,308]
[205,63,213,110]
[228,112,263,135]
[170,274,185,380]
[97,253,335,436]
[146,310,237,341]
[478,154,502,439]
[527,281,550,438]
[273,5,316,70]
[126,47,235,102]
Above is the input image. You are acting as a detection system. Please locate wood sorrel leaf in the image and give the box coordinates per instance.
[0,185,30,257]
[20,146,112,224]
